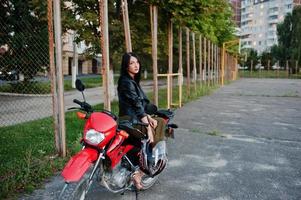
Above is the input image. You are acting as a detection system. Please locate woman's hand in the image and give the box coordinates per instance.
[147,115,157,129]
[141,115,156,143]
[147,128,154,143]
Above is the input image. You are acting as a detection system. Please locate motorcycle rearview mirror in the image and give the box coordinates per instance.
[75,79,87,102]
[75,79,85,92]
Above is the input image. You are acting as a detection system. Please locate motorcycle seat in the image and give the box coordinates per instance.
[155,109,174,119]
[118,120,147,139]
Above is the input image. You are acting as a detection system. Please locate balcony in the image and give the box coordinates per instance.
[241,44,252,49]
[267,34,276,40]
[268,10,279,16]
[268,16,278,24]
[241,18,252,24]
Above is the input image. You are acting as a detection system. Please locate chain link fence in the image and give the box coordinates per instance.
[0,15,53,127]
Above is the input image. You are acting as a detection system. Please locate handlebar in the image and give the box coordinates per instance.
[72,99,118,121]
[73,99,82,105]
[73,99,93,112]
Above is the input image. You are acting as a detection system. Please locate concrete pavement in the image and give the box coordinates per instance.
[20,78,301,200]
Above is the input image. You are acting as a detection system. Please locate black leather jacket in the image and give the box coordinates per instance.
[117,75,150,120]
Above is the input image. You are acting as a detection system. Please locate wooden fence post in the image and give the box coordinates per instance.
[192,32,197,92]
[178,27,183,107]
[186,27,190,96]
[99,0,111,111]
[286,60,289,78]
[296,60,298,76]
[47,0,60,155]
[204,37,207,85]
[121,0,132,52]
[221,43,225,86]
[168,20,173,106]
[211,42,214,84]
[53,0,66,157]
[208,40,211,86]
[251,60,253,76]
[199,34,202,85]
[150,5,158,106]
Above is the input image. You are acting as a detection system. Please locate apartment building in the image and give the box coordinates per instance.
[62,31,101,76]
[230,0,242,27]
[240,0,299,53]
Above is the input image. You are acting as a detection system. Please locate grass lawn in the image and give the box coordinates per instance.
[0,81,219,199]
[0,76,104,94]
[238,70,301,79]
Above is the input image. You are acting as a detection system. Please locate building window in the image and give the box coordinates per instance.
[269,15,278,20]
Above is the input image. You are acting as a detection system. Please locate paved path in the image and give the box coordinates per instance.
[0,80,165,126]
[20,78,301,200]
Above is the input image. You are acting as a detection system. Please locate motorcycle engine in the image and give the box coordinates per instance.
[107,162,131,188]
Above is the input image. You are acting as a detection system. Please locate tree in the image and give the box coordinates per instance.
[244,49,258,70]
[0,0,49,81]
[260,50,272,69]
[276,12,292,65]
[161,0,235,45]
[63,0,236,72]
[291,6,301,64]
[275,6,301,67]
[270,44,284,66]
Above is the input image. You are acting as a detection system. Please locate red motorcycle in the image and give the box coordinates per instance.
[59,80,177,200]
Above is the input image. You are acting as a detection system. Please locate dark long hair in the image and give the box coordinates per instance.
[119,52,142,84]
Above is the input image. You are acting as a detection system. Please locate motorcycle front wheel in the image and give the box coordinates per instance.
[59,170,92,200]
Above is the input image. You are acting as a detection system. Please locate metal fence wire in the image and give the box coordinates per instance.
[0,15,53,127]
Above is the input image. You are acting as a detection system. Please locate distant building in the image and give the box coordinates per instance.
[229,0,242,27]
[240,0,299,53]
[62,31,101,76]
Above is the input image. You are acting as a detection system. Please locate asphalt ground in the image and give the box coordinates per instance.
[20,78,301,200]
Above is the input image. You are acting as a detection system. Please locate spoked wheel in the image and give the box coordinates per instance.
[59,170,92,200]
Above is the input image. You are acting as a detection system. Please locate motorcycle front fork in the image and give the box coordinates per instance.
[86,151,105,189]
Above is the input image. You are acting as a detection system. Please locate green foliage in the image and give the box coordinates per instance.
[243,49,258,69]
[272,6,301,66]
[260,50,273,68]
[291,6,301,64]
[0,76,104,94]
[161,0,235,45]
[277,13,292,49]
[62,0,236,72]
[0,0,49,81]
[270,44,285,66]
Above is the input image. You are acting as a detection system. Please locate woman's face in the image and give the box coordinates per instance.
[127,56,140,77]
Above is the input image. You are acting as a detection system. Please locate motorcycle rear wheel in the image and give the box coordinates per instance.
[59,170,91,200]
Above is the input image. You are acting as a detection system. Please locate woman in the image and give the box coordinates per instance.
[117,52,165,189]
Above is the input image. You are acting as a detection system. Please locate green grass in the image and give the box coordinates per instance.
[0,81,220,199]
[238,70,301,79]
[0,76,104,94]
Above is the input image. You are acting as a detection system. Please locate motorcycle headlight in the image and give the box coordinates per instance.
[85,129,105,145]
